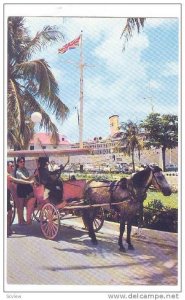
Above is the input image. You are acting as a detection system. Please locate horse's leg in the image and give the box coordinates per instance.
[83,208,98,245]
[118,212,126,252]
[126,217,135,250]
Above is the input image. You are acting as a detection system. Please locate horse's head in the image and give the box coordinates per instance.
[130,165,171,201]
[149,165,172,196]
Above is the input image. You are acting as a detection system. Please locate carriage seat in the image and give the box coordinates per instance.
[62,179,87,202]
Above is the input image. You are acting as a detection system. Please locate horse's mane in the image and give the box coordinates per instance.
[152,165,162,173]
[131,167,152,188]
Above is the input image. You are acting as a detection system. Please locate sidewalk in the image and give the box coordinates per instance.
[101,220,178,248]
[131,226,178,248]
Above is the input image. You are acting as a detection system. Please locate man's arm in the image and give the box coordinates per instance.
[9,175,34,185]
[16,170,35,181]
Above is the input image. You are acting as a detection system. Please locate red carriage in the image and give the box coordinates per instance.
[7,149,105,240]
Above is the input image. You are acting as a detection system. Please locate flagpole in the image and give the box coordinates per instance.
[58,33,84,149]
[79,30,84,149]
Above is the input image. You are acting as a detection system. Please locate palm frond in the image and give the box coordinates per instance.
[121,17,146,51]
[15,59,58,97]
[8,79,24,131]
[21,94,61,145]
[39,111,60,145]
[43,94,69,121]
[8,121,34,150]
[8,17,30,65]
[15,59,69,120]
[21,25,64,59]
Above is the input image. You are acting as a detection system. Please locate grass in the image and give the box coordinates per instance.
[62,172,127,181]
[144,191,178,209]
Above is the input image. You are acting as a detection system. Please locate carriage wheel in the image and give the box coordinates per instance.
[40,203,60,240]
[82,207,104,233]
[93,207,104,232]
[10,193,16,225]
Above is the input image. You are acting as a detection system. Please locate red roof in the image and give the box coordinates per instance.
[30,132,70,145]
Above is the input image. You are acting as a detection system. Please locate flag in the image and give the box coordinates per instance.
[58,36,81,54]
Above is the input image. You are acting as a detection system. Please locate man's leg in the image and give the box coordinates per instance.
[26,197,36,224]
[7,209,12,236]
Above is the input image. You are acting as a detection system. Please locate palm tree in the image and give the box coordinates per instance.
[121,18,146,50]
[8,17,69,149]
[119,121,143,172]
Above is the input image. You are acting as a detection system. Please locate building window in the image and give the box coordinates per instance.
[42,145,46,149]
[30,145,34,150]
[62,138,65,141]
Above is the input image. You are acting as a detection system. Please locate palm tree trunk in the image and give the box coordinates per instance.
[162,146,166,171]
[132,150,135,172]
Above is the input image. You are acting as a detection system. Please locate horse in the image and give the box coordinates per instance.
[82,165,172,252]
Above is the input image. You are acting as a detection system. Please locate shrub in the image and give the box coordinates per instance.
[147,199,164,210]
[142,199,178,232]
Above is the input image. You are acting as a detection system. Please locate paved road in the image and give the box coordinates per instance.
[6,215,178,288]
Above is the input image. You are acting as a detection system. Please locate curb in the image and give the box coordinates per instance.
[102,221,178,248]
[131,226,178,248]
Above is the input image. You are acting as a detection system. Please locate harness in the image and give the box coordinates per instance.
[124,169,154,203]
[86,168,158,207]
[109,180,132,207]
[87,175,151,207]
[125,179,138,201]
[151,171,162,190]
[109,181,118,206]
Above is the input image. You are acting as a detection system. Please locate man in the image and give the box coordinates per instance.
[35,157,65,205]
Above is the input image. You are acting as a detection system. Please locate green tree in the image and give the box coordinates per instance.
[141,113,178,171]
[8,17,69,149]
[119,121,143,172]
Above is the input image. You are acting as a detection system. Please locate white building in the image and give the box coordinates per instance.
[27,116,178,169]
[29,132,71,150]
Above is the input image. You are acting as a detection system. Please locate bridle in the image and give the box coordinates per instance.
[151,169,163,191]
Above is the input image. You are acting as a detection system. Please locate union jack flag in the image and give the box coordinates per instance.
[58,36,81,54]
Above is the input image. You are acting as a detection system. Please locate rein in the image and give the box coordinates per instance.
[151,171,162,190]
[86,176,151,204]
[109,180,138,205]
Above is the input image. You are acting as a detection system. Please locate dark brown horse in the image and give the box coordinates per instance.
[83,166,172,252]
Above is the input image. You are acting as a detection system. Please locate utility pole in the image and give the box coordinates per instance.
[79,31,84,149]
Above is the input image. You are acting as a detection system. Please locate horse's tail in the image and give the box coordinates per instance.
[83,179,95,205]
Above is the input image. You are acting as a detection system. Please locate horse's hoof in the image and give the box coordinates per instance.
[128,244,135,250]
[119,247,126,253]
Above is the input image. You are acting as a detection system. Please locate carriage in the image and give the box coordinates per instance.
[7,149,105,240]
[8,148,172,251]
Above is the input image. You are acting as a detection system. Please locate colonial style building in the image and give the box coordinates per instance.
[26,115,178,169]
[29,133,71,150]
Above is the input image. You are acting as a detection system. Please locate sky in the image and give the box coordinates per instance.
[25,16,179,143]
